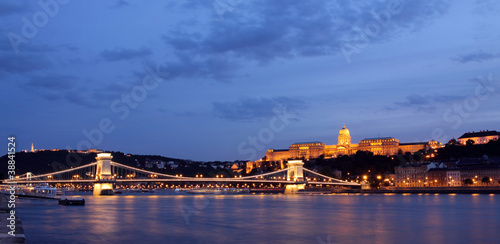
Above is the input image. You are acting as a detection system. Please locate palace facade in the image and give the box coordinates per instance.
[265,125,441,162]
[457,130,500,145]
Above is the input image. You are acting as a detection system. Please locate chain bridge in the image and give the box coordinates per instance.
[3,153,359,194]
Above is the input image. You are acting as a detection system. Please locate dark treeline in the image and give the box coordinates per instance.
[305,151,400,178]
[436,139,500,160]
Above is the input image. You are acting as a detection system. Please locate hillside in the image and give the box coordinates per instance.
[0,150,245,180]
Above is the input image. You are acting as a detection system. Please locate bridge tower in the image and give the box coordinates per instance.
[285,160,305,194]
[286,160,304,182]
[93,153,115,195]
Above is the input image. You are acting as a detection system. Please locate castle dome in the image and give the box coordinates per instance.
[339,125,350,137]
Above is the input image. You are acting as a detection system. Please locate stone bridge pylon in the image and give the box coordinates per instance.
[285,160,306,194]
[93,153,115,195]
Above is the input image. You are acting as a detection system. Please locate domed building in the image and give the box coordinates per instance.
[324,125,358,157]
[338,125,351,145]
[262,124,439,164]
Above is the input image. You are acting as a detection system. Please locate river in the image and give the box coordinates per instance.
[16,192,500,243]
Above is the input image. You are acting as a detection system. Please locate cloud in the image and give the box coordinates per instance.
[163,0,451,81]
[473,0,500,15]
[21,74,119,108]
[22,74,78,101]
[213,96,307,122]
[453,50,500,63]
[0,53,51,75]
[100,47,152,61]
[0,2,29,15]
[111,0,129,9]
[0,36,57,54]
[393,93,463,112]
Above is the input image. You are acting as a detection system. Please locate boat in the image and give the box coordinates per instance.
[56,188,65,195]
[223,188,250,194]
[295,189,329,195]
[6,183,59,199]
[186,188,223,194]
[141,189,155,193]
[58,197,85,205]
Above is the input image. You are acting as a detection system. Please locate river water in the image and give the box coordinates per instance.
[16,192,500,243]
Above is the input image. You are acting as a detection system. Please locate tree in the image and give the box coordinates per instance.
[466,139,475,146]
[320,166,333,177]
[463,178,473,185]
[481,176,491,185]
[369,175,381,189]
[446,139,458,147]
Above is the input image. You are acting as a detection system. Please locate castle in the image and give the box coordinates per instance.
[264,125,441,162]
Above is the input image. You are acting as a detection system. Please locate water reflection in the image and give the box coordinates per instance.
[17,193,500,244]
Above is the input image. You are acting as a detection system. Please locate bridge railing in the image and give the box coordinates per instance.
[303,168,359,186]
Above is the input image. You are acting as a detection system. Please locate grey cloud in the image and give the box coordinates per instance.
[394,93,463,112]
[151,54,239,82]
[473,0,500,15]
[0,53,50,75]
[213,97,307,122]
[21,74,116,108]
[112,0,129,9]
[22,74,77,101]
[164,0,451,81]
[63,90,103,108]
[25,74,76,91]
[0,37,56,53]
[101,47,152,61]
[0,2,29,15]
[453,50,500,63]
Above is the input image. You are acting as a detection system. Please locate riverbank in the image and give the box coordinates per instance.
[0,194,26,243]
[343,186,500,194]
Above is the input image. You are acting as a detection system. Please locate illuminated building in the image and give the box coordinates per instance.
[394,157,500,187]
[265,149,290,162]
[289,142,325,159]
[264,125,440,163]
[358,137,399,156]
[446,170,461,187]
[399,142,426,154]
[457,130,499,145]
[395,163,434,187]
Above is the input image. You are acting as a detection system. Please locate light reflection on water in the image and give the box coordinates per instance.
[17,193,500,244]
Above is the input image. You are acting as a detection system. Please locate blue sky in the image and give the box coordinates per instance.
[1,0,499,161]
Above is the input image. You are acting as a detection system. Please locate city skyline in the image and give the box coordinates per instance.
[1,0,500,161]
[20,125,498,162]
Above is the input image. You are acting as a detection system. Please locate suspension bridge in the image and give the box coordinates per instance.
[3,153,359,194]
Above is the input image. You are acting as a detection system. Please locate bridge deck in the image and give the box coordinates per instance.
[6,178,359,186]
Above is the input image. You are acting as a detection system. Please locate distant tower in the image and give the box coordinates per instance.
[338,125,351,145]
[31,143,35,152]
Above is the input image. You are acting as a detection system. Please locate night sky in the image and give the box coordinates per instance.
[1,0,499,161]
